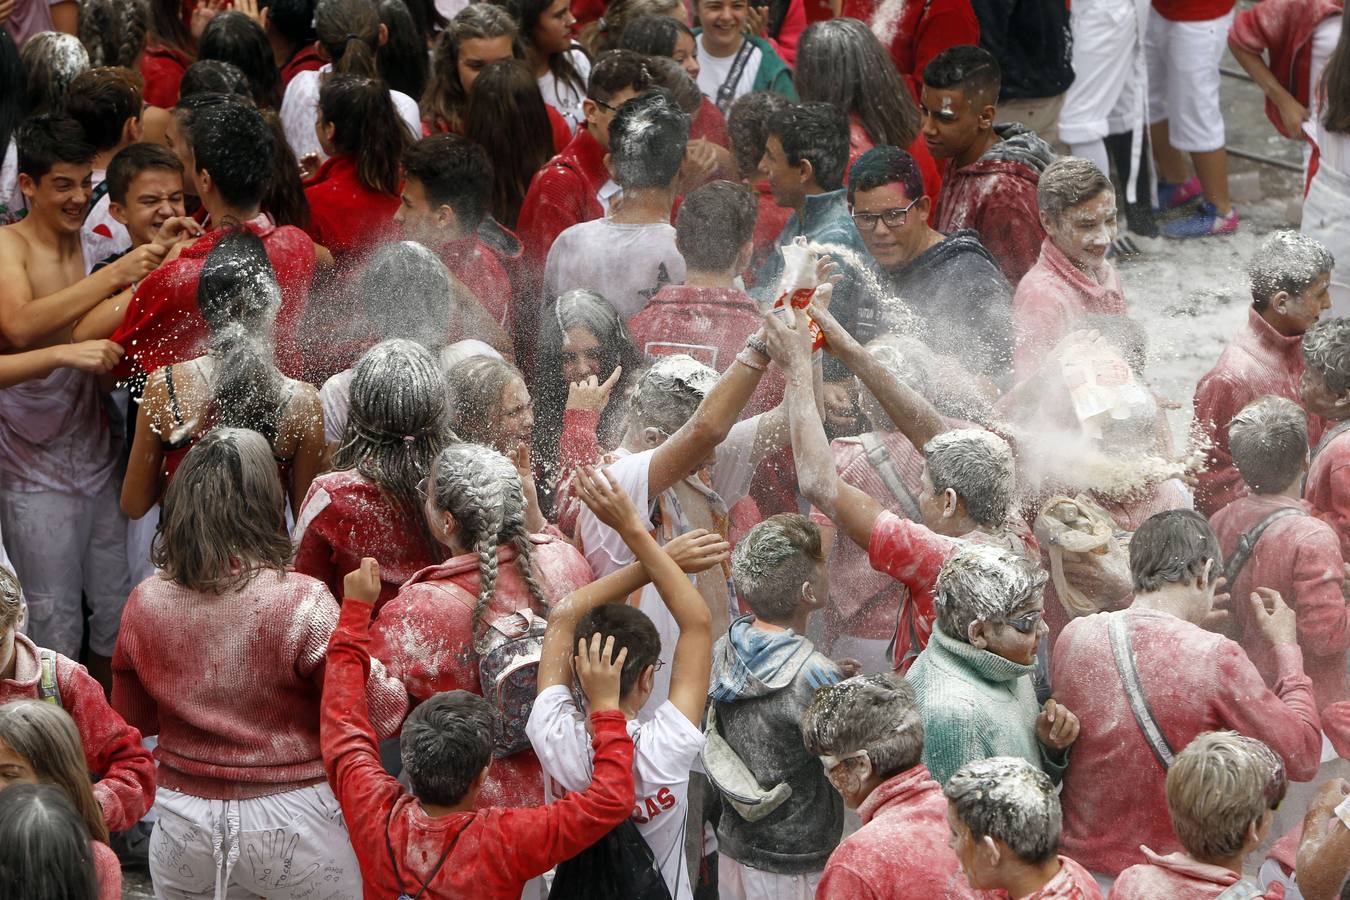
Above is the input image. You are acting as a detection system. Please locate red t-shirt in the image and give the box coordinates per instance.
[1153,0,1237,23]
[140,44,191,109]
[303,154,400,264]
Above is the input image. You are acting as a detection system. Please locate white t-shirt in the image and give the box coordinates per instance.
[527,685,705,900]
[319,367,355,446]
[695,35,762,109]
[1307,17,1344,173]
[576,417,761,709]
[0,139,22,225]
[81,168,130,275]
[538,47,592,133]
[544,218,686,320]
[280,65,422,162]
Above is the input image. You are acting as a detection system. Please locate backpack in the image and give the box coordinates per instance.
[548,818,673,900]
[37,649,61,708]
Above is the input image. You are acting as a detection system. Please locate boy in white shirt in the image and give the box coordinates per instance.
[528,467,731,900]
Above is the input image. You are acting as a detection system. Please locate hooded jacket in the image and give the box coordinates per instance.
[1111,848,1285,899]
[1012,237,1127,382]
[878,228,1013,378]
[936,122,1056,286]
[706,616,843,874]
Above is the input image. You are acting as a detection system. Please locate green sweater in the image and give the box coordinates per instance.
[905,625,1068,786]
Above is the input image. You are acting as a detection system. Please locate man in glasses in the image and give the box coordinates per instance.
[847,145,1013,380]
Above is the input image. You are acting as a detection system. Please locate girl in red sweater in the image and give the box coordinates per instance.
[304,74,407,264]
[295,340,456,609]
[0,701,123,900]
[113,428,409,899]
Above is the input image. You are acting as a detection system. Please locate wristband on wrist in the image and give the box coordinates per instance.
[745,335,769,358]
[736,349,767,371]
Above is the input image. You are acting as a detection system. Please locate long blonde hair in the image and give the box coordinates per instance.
[0,701,109,843]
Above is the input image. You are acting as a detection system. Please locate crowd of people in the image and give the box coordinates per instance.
[2,0,1350,897]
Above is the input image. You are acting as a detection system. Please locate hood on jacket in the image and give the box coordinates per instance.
[708,616,838,702]
[477,216,523,260]
[969,123,1056,178]
[901,228,1005,280]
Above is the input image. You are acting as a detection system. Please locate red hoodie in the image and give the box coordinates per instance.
[322,598,636,900]
[517,127,609,272]
[842,0,980,101]
[369,536,595,809]
[1111,848,1285,899]
[0,635,155,833]
[1228,0,1343,139]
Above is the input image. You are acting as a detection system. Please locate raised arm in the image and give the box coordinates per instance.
[764,307,886,552]
[0,340,122,389]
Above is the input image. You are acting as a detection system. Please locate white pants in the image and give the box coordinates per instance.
[718,856,822,900]
[1145,7,1235,152]
[0,480,130,657]
[149,783,362,900]
[1059,0,1149,145]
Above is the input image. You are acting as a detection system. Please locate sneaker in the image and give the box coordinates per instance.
[1155,176,1203,212]
[1161,201,1239,239]
[1107,234,1142,260]
[109,820,154,869]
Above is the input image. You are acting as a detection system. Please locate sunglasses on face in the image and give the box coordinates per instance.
[1001,609,1044,635]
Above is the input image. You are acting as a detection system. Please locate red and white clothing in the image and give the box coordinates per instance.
[1307,422,1350,559]
[370,536,594,808]
[517,128,609,272]
[323,600,637,900]
[110,215,319,382]
[1153,0,1235,24]
[303,154,400,264]
[528,685,705,900]
[280,65,421,163]
[993,857,1103,899]
[0,634,155,832]
[1145,4,1236,153]
[1109,848,1285,899]
[112,569,408,800]
[280,44,325,88]
[1227,0,1343,142]
[1211,493,1350,713]
[1192,307,1321,516]
[293,470,441,612]
[1012,238,1128,382]
[816,764,976,899]
[1052,607,1323,876]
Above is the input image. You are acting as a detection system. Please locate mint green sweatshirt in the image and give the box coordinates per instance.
[905,625,1068,786]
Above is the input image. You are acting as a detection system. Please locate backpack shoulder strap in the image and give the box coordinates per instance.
[1311,419,1350,466]
[37,650,61,709]
[1107,614,1174,770]
[1224,506,1309,587]
[1214,879,1267,900]
[859,432,922,522]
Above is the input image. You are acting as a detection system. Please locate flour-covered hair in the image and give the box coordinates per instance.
[1037,156,1112,222]
[934,544,1046,642]
[1248,230,1334,311]
[1303,316,1350,396]
[1130,509,1222,593]
[1228,395,1308,494]
[945,757,1061,864]
[445,355,526,451]
[358,241,456,349]
[1167,731,1285,861]
[923,429,1014,527]
[629,353,717,435]
[731,514,825,622]
[801,673,924,780]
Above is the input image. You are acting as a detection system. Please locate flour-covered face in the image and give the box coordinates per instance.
[1046,190,1117,274]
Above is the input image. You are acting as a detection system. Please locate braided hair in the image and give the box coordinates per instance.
[79,0,149,69]
[425,443,547,651]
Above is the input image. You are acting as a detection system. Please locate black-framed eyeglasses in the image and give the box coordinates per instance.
[1001,609,1044,635]
[850,197,920,231]
[592,98,618,113]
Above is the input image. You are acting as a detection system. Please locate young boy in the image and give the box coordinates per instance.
[103,143,188,265]
[628,179,782,415]
[1013,156,1127,382]
[1301,317,1350,559]
[65,66,143,271]
[1193,230,1333,515]
[921,45,1055,286]
[528,468,729,900]
[708,513,843,897]
[727,90,793,280]
[544,88,689,320]
[323,557,641,900]
[1110,732,1287,899]
[945,757,1102,899]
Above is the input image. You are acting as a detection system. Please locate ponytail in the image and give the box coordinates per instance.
[208,321,285,437]
[316,0,381,79]
[319,73,406,195]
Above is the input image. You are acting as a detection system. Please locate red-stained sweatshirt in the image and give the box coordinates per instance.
[816,764,976,899]
[1053,608,1323,876]
[292,470,441,612]
[1012,238,1128,383]
[1228,0,1343,139]
[1193,307,1322,517]
[112,570,408,800]
[517,127,609,273]
[1307,422,1350,560]
[692,96,731,148]
[0,635,155,833]
[303,155,400,265]
[1211,493,1350,712]
[370,537,595,809]
[993,857,1103,899]
[1110,848,1285,899]
[110,217,319,382]
[139,44,191,109]
[322,599,636,900]
[842,0,980,102]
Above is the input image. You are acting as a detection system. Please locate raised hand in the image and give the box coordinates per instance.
[576,466,644,535]
[342,557,381,605]
[663,528,731,574]
[575,633,628,713]
[1035,698,1080,752]
[566,366,622,413]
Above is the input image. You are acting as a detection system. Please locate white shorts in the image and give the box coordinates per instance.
[718,856,822,900]
[1145,6,1236,152]
[149,783,362,900]
[1059,0,1148,145]
[0,480,130,657]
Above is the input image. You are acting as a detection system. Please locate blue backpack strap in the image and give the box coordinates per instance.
[37,649,61,709]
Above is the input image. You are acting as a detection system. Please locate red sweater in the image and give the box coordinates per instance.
[1111,848,1286,899]
[1053,608,1323,876]
[293,470,440,612]
[110,217,319,382]
[1307,422,1350,559]
[303,155,400,264]
[842,0,980,101]
[1193,307,1323,516]
[112,570,408,800]
[517,127,609,272]
[93,840,121,900]
[370,537,595,808]
[322,599,635,900]
[1154,0,1237,24]
[1210,493,1350,712]
[816,764,976,899]
[281,44,326,88]
[139,44,191,108]
[1228,0,1344,139]
[1012,238,1128,382]
[692,97,731,148]
[0,635,155,833]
